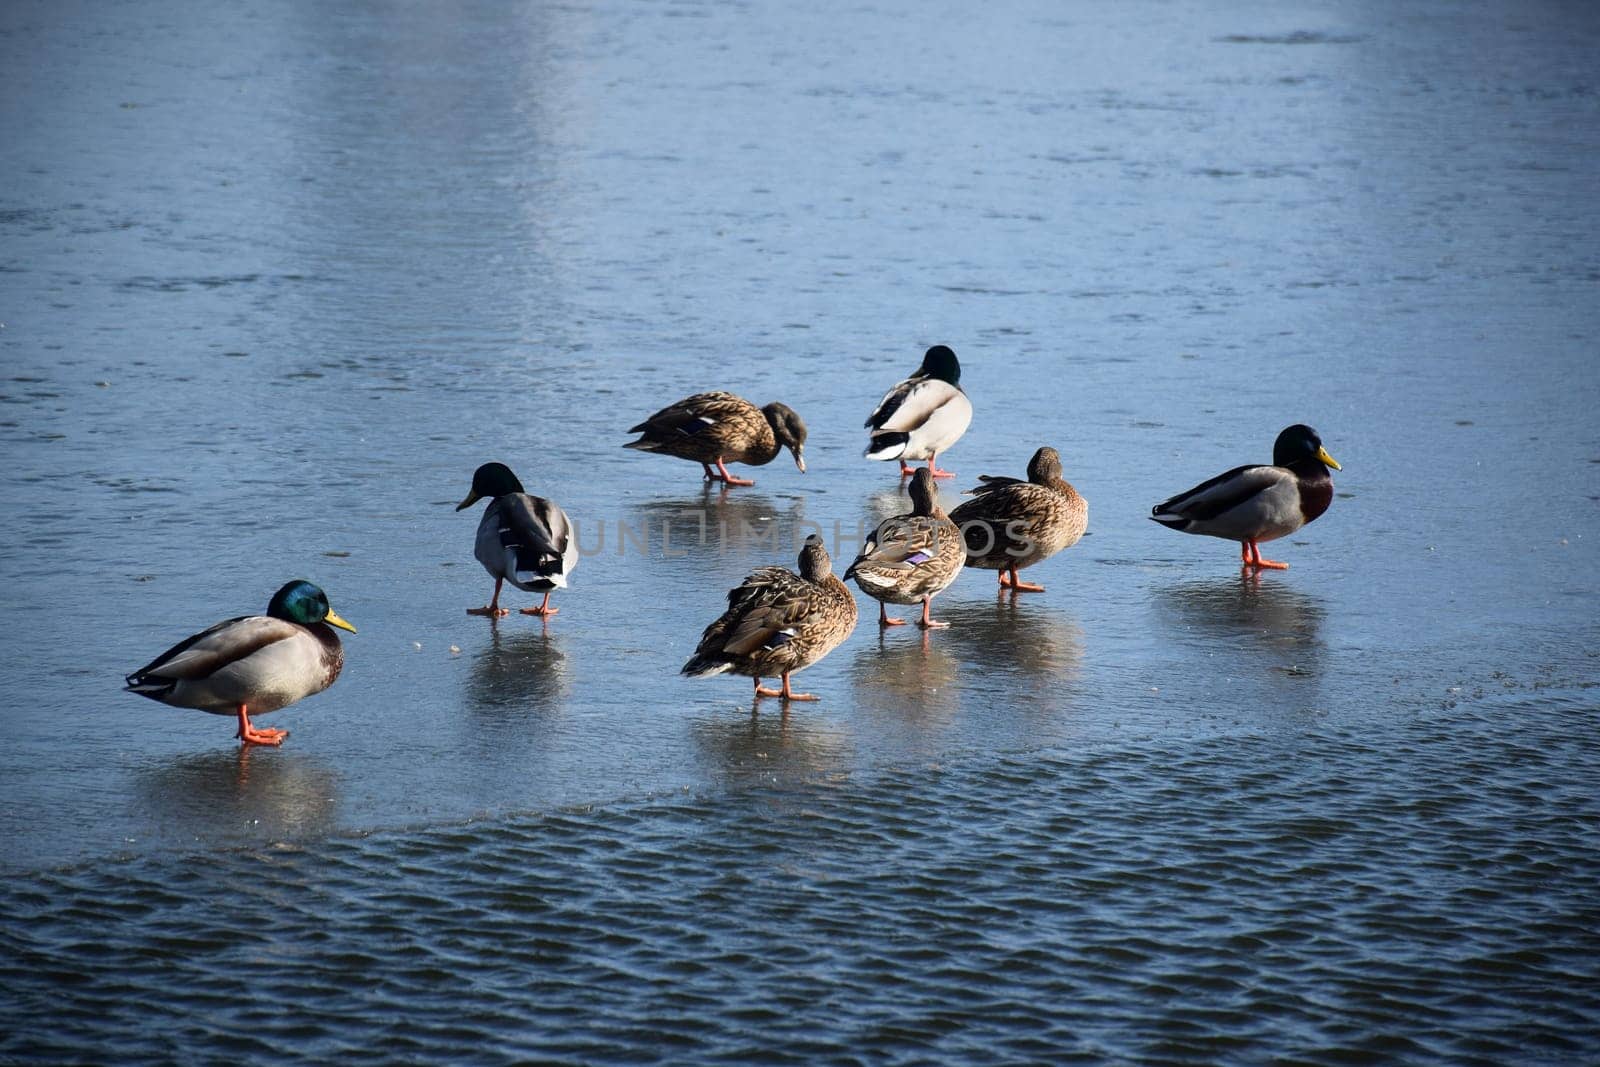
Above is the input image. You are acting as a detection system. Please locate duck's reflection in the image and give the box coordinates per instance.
[687,703,852,788]
[1153,572,1327,683]
[133,747,338,844]
[848,626,963,730]
[941,595,1086,698]
[465,622,569,713]
[625,486,816,567]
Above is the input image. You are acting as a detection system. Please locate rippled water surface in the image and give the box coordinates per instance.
[2,0,1598,1061]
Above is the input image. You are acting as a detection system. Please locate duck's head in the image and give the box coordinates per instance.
[267,580,357,633]
[457,462,526,510]
[907,466,940,517]
[797,533,832,581]
[918,345,961,386]
[762,402,808,473]
[1274,425,1341,471]
[1027,446,1064,485]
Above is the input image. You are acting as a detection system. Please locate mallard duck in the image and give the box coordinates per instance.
[624,392,807,486]
[124,580,356,746]
[457,462,578,616]
[682,534,858,702]
[864,345,973,479]
[949,446,1088,592]
[845,467,966,627]
[1150,424,1341,569]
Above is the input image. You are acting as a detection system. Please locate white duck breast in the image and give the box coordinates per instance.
[1154,465,1305,543]
[865,378,973,461]
[477,493,578,591]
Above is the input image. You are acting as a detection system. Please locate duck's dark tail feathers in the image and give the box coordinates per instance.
[864,431,910,461]
[681,654,732,679]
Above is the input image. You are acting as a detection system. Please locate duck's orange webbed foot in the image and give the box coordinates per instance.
[999,568,1046,592]
[520,592,559,616]
[467,606,510,617]
[1243,541,1290,570]
[899,462,916,477]
[878,604,905,627]
[753,678,784,698]
[926,454,957,479]
[779,675,818,702]
[714,459,755,486]
[235,707,286,747]
[917,598,949,629]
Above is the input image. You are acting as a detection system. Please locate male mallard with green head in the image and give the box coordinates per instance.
[864,345,973,479]
[846,468,966,628]
[682,534,858,702]
[624,392,807,486]
[457,462,578,617]
[949,446,1088,592]
[125,580,357,746]
[1150,424,1341,569]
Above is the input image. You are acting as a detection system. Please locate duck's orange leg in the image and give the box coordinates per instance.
[468,577,511,617]
[714,457,755,487]
[753,676,784,698]
[926,453,957,479]
[899,461,916,477]
[998,564,1046,592]
[779,672,818,702]
[520,591,559,616]
[917,596,950,629]
[879,602,905,627]
[235,705,286,746]
[1246,541,1289,570]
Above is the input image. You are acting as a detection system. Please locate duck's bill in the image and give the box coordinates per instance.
[455,491,480,511]
[794,453,807,474]
[1317,446,1342,471]
[324,610,358,633]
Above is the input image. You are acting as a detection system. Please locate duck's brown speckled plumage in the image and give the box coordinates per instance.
[950,446,1088,575]
[682,536,857,690]
[845,469,965,617]
[624,392,807,476]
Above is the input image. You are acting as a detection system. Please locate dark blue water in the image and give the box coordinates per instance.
[2,0,1598,1061]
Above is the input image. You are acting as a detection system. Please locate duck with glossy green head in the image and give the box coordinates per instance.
[623,392,807,487]
[846,468,967,628]
[864,345,973,479]
[457,462,578,617]
[682,534,858,702]
[125,580,356,746]
[1150,424,1342,570]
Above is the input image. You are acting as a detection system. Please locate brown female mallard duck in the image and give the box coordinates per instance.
[624,391,807,486]
[124,580,357,746]
[456,462,578,617]
[1150,424,1341,569]
[682,534,858,702]
[845,468,966,628]
[863,345,973,479]
[949,446,1088,592]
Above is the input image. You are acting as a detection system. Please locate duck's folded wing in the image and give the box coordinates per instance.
[962,473,1027,497]
[1153,464,1285,521]
[867,378,963,433]
[628,392,742,439]
[721,573,818,655]
[848,517,949,572]
[499,494,571,578]
[127,616,297,685]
